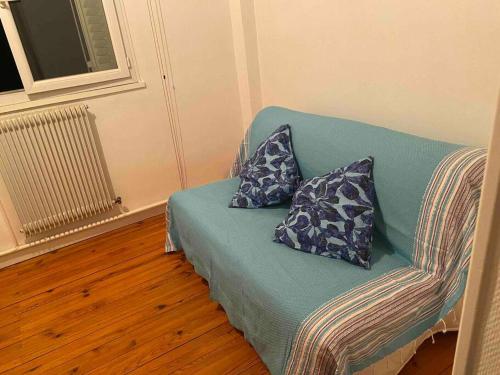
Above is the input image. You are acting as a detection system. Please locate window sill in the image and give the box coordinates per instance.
[0,80,146,115]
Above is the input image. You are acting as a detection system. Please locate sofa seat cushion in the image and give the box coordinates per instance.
[168,178,410,374]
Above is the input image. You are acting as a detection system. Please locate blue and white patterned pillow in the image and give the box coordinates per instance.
[229,124,300,208]
[274,157,375,269]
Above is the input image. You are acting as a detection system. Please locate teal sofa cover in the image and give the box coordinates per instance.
[167,107,486,374]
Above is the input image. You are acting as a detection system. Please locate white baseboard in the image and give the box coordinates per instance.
[0,201,166,269]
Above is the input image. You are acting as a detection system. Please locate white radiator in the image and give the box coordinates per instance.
[0,105,118,237]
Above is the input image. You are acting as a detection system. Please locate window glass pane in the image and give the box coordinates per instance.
[10,0,118,81]
[0,20,23,93]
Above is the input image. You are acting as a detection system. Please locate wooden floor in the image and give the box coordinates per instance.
[0,215,456,374]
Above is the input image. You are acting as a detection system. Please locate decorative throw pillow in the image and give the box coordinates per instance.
[274,157,375,269]
[229,124,300,208]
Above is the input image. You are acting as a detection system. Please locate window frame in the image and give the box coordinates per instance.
[0,0,131,94]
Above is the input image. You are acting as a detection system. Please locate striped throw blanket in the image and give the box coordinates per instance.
[284,147,486,374]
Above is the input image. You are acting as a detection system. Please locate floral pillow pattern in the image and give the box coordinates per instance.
[229,124,300,208]
[274,157,375,269]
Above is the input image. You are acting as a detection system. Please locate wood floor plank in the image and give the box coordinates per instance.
[7,283,206,374]
[0,222,166,306]
[129,324,243,374]
[400,332,457,375]
[234,361,270,375]
[176,336,259,375]
[0,251,180,351]
[69,297,228,374]
[0,216,165,280]
[0,267,203,373]
[438,365,453,375]
[0,246,170,325]
[0,214,456,375]
[0,225,162,306]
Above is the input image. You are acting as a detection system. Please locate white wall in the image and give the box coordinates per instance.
[2,0,499,258]
[229,0,263,129]
[0,0,244,255]
[0,0,181,252]
[0,208,15,250]
[85,0,181,211]
[252,0,500,145]
[161,0,243,188]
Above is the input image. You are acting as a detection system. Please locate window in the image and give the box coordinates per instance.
[0,0,130,95]
[0,19,22,93]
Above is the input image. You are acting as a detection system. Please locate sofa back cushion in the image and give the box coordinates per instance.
[249,107,462,261]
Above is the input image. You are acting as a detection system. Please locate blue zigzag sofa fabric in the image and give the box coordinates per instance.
[275,157,375,269]
[166,107,485,375]
[229,124,300,208]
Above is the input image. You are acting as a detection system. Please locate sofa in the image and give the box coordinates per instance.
[166,107,486,374]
